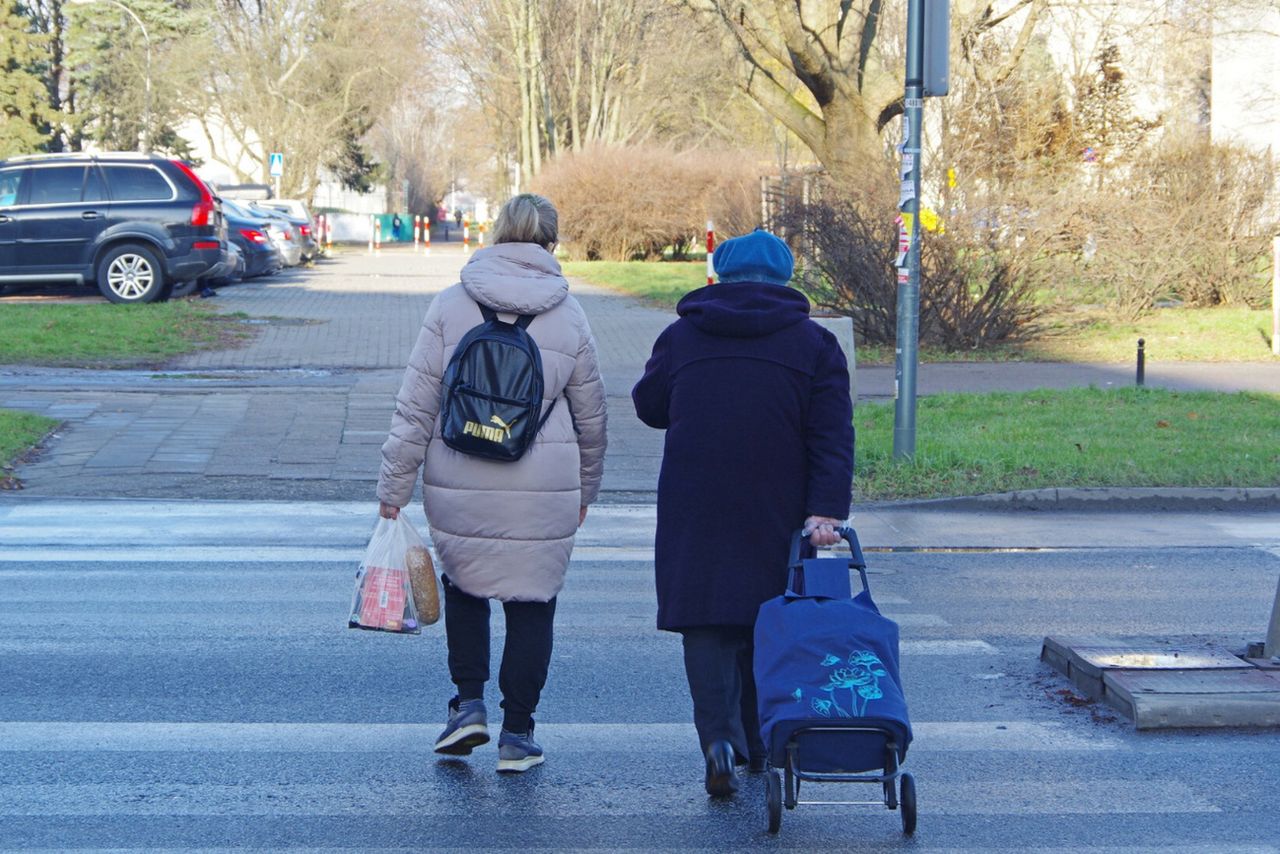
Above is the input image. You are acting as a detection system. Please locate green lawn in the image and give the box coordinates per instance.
[563,261,1277,363]
[0,409,58,486]
[854,387,1280,500]
[0,302,246,367]
[1021,306,1277,362]
[562,260,709,307]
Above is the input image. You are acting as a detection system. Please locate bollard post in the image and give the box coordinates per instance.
[423,217,431,254]
[1266,576,1280,660]
[1136,338,1145,387]
[413,215,420,250]
[706,219,715,285]
[374,218,381,252]
[463,218,470,250]
[478,222,485,247]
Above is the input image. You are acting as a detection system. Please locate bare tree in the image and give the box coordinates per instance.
[174,0,421,199]
[433,0,752,190]
[682,0,1048,182]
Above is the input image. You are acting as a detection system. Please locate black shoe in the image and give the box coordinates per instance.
[199,287,217,298]
[704,740,739,797]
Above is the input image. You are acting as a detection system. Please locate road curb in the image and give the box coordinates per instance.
[862,487,1280,511]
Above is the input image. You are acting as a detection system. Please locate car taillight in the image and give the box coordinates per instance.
[193,240,220,250]
[283,228,293,240]
[171,159,216,227]
[240,228,268,244]
[299,224,311,237]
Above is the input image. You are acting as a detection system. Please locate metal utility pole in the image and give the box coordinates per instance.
[892,0,949,460]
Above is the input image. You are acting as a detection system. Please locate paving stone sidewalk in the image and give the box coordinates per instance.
[1,246,669,500]
[2,244,1278,502]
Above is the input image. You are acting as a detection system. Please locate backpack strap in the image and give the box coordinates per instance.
[515,314,535,329]
[537,396,557,430]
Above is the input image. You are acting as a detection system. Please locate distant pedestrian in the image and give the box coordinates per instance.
[631,228,853,797]
[455,209,464,229]
[392,213,403,240]
[378,192,608,773]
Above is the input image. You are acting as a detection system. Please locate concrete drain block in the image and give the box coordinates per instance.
[1041,636,1280,730]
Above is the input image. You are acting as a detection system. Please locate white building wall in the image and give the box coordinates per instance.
[178,116,388,214]
[1211,4,1280,154]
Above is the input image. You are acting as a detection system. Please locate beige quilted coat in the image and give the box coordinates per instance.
[377,243,608,602]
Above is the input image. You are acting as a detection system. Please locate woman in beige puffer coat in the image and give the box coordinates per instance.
[376,194,607,772]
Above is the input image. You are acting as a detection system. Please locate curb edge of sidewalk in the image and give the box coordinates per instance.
[859,486,1280,512]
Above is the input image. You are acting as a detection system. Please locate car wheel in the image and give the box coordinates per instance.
[97,244,166,304]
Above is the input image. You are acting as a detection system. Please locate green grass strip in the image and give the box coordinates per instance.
[854,387,1280,500]
[0,409,58,473]
[0,302,240,366]
[562,260,708,309]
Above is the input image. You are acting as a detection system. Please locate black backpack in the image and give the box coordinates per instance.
[440,304,556,462]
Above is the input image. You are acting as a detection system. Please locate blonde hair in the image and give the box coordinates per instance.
[491,193,558,249]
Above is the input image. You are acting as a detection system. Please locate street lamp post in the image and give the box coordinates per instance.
[69,0,152,153]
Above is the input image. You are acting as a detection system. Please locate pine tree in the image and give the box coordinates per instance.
[0,0,52,156]
[1073,43,1161,187]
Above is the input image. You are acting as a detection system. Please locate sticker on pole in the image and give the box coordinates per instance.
[268,152,284,177]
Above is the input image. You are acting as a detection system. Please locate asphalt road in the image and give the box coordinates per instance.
[2,501,1278,850]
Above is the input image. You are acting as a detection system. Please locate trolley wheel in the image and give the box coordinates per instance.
[900,772,917,836]
[766,770,782,834]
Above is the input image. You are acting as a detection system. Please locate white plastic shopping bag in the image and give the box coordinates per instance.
[348,514,439,634]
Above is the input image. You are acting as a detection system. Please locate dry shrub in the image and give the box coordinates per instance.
[531,145,759,260]
[1069,139,1275,318]
[782,180,1046,349]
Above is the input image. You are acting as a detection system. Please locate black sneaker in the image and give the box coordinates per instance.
[199,287,217,298]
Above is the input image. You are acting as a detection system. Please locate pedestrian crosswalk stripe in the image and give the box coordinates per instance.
[902,640,997,656]
[0,778,1214,816]
[0,721,1123,753]
[0,546,658,563]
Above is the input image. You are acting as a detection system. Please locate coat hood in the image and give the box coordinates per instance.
[677,282,811,338]
[460,243,569,315]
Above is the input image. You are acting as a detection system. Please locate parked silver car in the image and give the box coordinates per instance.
[251,200,318,261]
[223,199,303,266]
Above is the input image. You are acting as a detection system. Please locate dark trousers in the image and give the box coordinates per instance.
[443,574,556,734]
[680,626,766,764]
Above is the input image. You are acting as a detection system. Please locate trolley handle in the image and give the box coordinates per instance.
[787,525,871,597]
[788,525,867,570]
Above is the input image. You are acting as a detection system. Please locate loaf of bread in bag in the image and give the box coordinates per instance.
[406,545,440,625]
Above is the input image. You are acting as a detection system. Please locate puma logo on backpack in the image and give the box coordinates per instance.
[440,304,555,462]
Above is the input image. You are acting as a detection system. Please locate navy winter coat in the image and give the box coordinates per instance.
[632,283,854,631]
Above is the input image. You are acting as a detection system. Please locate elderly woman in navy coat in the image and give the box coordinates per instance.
[632,228,854,797]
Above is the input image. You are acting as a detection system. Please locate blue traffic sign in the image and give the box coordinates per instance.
[268,152,284,177]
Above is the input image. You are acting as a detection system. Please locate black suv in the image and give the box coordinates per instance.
[0,153,225,303]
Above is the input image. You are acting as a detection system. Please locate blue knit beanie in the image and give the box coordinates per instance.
[713,228,794,286]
